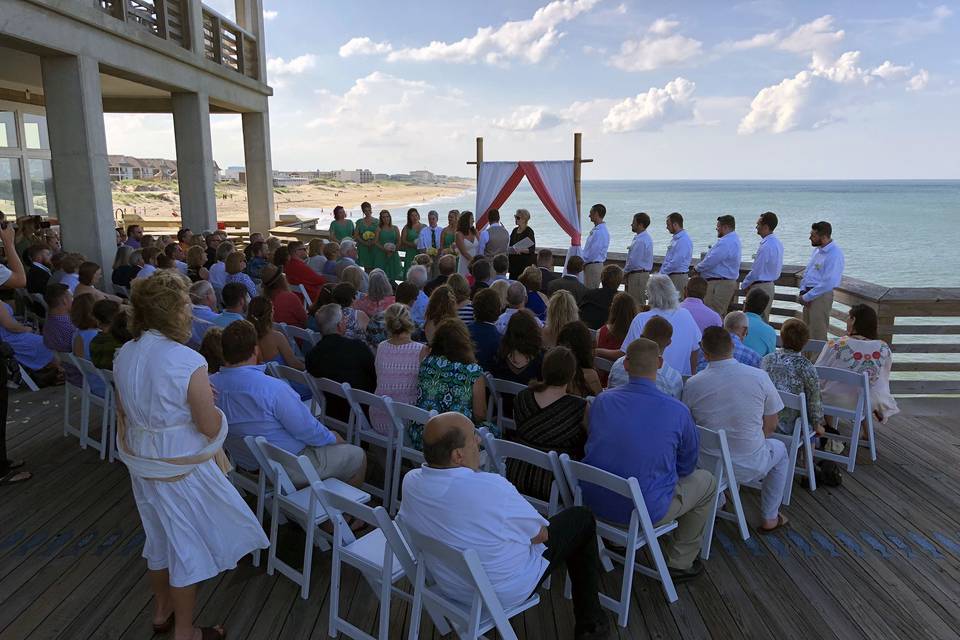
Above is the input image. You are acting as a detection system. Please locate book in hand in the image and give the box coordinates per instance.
[510,237,534,252]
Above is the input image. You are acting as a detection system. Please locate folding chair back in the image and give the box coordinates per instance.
[595,357,614,373]
[803,339,827,360]
[481,434,568,517]
[267,363,321,416]
[293,283,312,310]
[281,323,318,358]
[313,377,355,440]
[814,366,874,471]
[343,386,400,510]
[389,402,436,514]
[74,357,115,460]
[696,426,749,559]
[488,377,526,433]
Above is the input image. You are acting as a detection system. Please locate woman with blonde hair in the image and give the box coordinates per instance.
[185,245,209,283]
[446,273,473,323]
[518,265,548,322]
[423,284,458,342]
[113,270,267,640]
[354,269,395,317]
[306,238,327,274]
[371,303,428,435]
[488,279,510,307]
[340,265,367,296]
[543,289,579,348]
[508,208,536,279]
[225,251,257,298]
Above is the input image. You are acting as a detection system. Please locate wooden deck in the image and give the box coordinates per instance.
[3,386,960,640]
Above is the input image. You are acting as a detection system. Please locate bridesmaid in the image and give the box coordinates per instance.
[328,205,355,242]
[400,208,424,275]
[440,209,459,256]
[353,201,378,270]
[374,210,403,282]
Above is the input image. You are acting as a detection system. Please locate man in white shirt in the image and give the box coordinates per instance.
[495,283,542,334]
[398,412,609,639]
[695,215,742,317]
[682,327,790,533]
[608,315,683,398]
[624,212,654,307]
[480,208,510,258]
[659,212,693,297]
[798,221,845,340]
[581,203,610,290]
[740,211,784,321]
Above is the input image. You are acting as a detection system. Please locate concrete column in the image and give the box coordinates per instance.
[242,109,274,235]
[40,54,117,286]
[172,92,217,232]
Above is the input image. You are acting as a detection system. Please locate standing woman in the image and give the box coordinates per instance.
[113,270,267,640]
[454,211,479,278]
[399,208,424,275]
[353,201,378,270]
[328,205,355,243]
[373,210,403,281]
[508,208,536,280]
[441,210,459,256]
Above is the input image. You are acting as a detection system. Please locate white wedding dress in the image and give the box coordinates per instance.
[457,236,478,277]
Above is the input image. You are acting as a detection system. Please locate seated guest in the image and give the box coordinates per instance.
[543,289,579,348]
[620,274,701,375]
[321,241,340,281]
[26,244,53,294]
[185,245,209,283]
[155,254,178,272]
[594,292,637,384]
[547,255,587,303]
[111,245,140,290]
[74,261,122,303]
[406,264,430,325]
[445,273,474,323]
[470,258,494,294]
[332,282,369,341]
[423,285,458,342]
[695,311,761,372]
[491,309,544,385]
[225,251,257,299]
[683,327,789,533]
[245,241,269,282]
[557,320,603,397]
[133,247,160,280]
[761,318,824,436]
[265,236,282,262]
[176,227,193,255]
[281,240,327,303]
[48,251,65,286]
[208,241,234,290]
[42,284,74,353]
[335,239,360,277]
[246,296,305,374]
[340,264,368,296]
[398,412,609,639]
[199,327,225,373]
[537,248,560,289]
[305,303,377,423]
[204,232,221,268]
[71,294,107,396]
[0,290,58,385]
[212,320,366,488]
[583,338,716,580]
[306,238,327,274]
[815,303,899,424]
[608,316,684,399]
[743,288,776,357]
[410,319,492,449]
[59,253,83,293]
[394,280,420,312]
[355,269,395,317]
[468,288,502,371]
[189,280,219,323]
[579,265,623,330]
[489,279,510,308]
[424,254,456,296]
[163,242,188,275]
[496,282,543,334]
[679,276,722,333]
[492,253,511,282]
[260,264,307,328]
[510,346,588,500]
[214,282,248,328]
[91,301,132,370]
[371,303,428,435]
[518,266,548,322]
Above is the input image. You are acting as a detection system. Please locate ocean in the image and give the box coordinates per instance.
[299,180,960,288]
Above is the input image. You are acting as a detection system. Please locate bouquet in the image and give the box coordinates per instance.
[384,242,396,252]
[426,247,438,257]
[362,231,375,241]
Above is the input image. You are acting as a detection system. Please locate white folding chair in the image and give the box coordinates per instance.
[697,426,750,560]
[767,390,817,504]
[293,283,313,310]
[814,366,876,472]
[74,357,115,460]
[803,339,828,360]
[15,288,41,326]
[343,388,401,512]
[62,354,85,446]
[559,454,678,626]
[267,363,322,417]
[389,403,437,514]
[253,437,371,598]
[16,365,40,392]
[281,323,319,358]
[595,357,614,374]
[401,523,541,640]
[226,434,278,567]
[313,377,356,441]
[488,377,526,433]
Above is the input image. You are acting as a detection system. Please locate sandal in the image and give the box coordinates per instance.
[0,470,32,487]
[200,626,227,639]
[5,459,24,470]
[758,514,789,534]
[152,611,174,634]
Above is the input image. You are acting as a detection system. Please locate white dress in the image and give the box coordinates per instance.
[457,236,478,277]
[114,330,268,587]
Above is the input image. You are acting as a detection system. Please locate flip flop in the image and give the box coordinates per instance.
[200,626,227,639]
[152,611,174,634]
[758,514,789,534]
[0,470,32,487]
[5,459,24,470]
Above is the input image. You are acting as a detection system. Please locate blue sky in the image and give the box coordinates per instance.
[106,0,960,178]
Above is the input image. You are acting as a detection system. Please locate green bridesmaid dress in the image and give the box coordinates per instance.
[329,218,355,242]
[375,227,404,281]
[402,226,421,274]
[355,217,378,269]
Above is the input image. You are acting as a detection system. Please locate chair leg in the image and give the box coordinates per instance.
[846,419,861,473]
[328,548,341,637]
[267,494,281,577]
[647,537,679,604]
[616,541,637,626]
[700,486,721,560]
[302,518,315,599]
[79,391,90,450]
[63,385,71,438]
[378,569,392,640]
[407,564,425,640]
[728,484,750,541]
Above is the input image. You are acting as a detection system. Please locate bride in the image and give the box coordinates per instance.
[454,211,479,277]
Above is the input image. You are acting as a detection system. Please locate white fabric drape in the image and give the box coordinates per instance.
[530,161,581,263]
[476,162,522,226]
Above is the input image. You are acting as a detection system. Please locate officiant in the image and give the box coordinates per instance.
[507,208,536,280]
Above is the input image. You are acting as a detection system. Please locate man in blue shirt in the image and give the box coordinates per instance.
[211,320,366,488]
[695,311,762,372]
[659,212,693,297]
[742,289,776,357]
[582,338,716,580]
[213,282,248,328]
[695,214,742,316]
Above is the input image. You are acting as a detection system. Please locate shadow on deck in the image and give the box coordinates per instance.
[2,386,960,640]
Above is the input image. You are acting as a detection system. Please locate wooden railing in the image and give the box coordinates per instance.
[201,6,259,80]
[267,225,960,397]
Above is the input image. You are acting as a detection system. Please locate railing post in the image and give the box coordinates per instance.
[212,15,223,63]
[155,0,169,39]
[185,0,205,58]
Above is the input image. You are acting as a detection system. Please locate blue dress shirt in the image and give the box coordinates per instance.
[582,378,700,524]
[660,229,693,274]
[213,310,246,328]
[624,230,653,272]
[211,364,336,470]
[696,231,742,280]
[696,333,761,372]
[411,290,429,325]
[744,312,776,357]
[741,233,784,290]
[799,241,845,302]
[581,222,610,263]
[192,304,219,323]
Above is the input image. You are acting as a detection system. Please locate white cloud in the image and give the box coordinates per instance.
[266,54,317,75]
[602,77,696,132]
[871,60,912,81]
[339,37,393,58]
[889,5,953,41]
[720,31,779,52]
[366,0,601,65]
[492,106,564,131]
[778,15,845,55]
[263,9,277,20]
[907,69,930,92]
[609,19,702,72]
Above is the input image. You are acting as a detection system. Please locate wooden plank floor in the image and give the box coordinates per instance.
[3,386,960,640]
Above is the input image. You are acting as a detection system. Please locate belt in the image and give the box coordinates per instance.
[626,270,649,274]
[752,280,773,284]
[666,272,687,276]
[585,261,602,265]
[705,277,735,282]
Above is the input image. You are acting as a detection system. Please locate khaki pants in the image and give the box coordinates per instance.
[746,281,775,321]
[654,469,718,570]
[803,290,834,341]
[704,279,738,316]
[667,273,689,299]
[289,443,366,489]
[583,263,603,290]
[626,271,650,308]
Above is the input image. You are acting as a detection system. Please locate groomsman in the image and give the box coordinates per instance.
[581,203,610,289]
[659,212,693,296]
[695,215,742,316]
[799,221,844,340]
[624,212,654,306]
[740,211,784,320]
[417,210,444,277]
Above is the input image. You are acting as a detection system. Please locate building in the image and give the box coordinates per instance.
[272,171,309,187]
[409,169,436,182]
[0,0,275,280]
[107,155,220,182]
[333,168,373,183]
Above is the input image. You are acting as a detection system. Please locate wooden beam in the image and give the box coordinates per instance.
[574,132,582,216]
[476,136,483,179]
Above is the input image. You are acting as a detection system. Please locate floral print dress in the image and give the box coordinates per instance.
[815,336,899,422]
[761,349,824,434]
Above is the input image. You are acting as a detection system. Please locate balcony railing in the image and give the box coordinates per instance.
[202,6,259,80]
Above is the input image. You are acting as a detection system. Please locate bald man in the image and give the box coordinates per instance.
[398,412,609,639]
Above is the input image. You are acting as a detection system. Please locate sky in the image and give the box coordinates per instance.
[105,0,960,179]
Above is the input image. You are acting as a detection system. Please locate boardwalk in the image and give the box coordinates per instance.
[2,386,960,640]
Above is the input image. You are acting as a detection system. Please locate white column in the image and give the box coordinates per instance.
[40,54,117,284]
[242,109,274,235]
[172,92,217,232]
